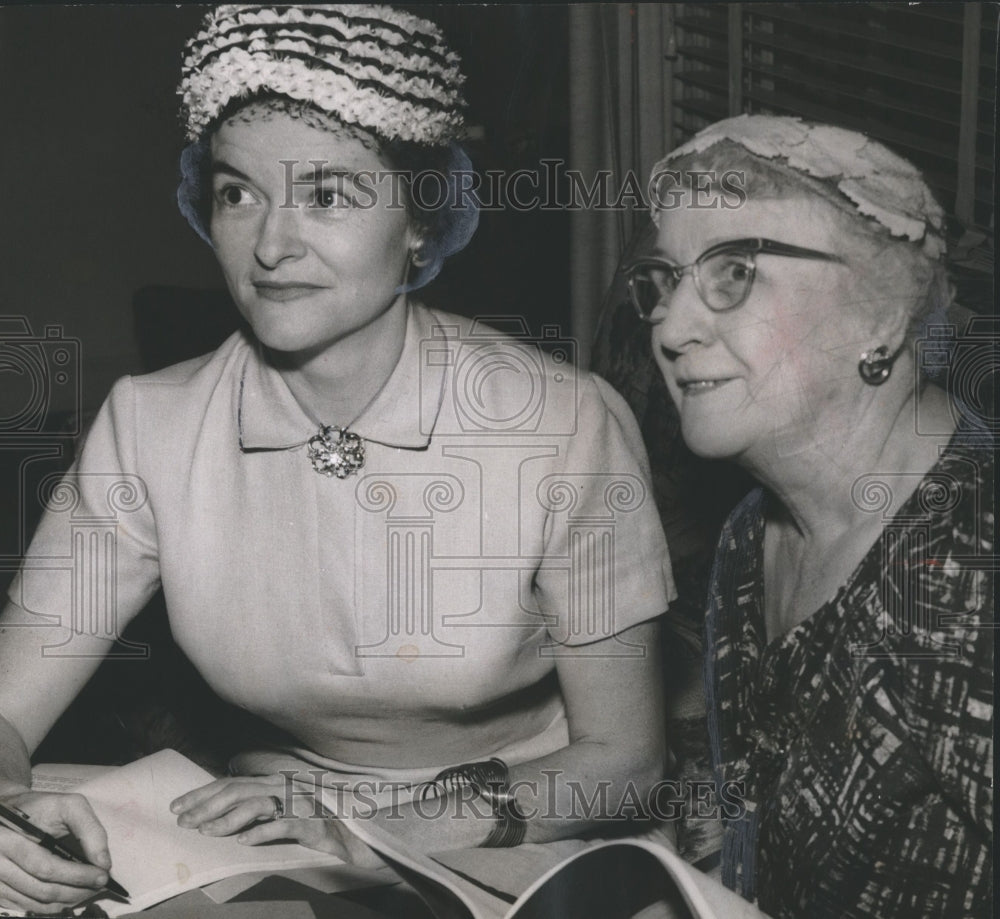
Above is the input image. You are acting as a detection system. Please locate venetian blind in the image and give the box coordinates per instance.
[671,2,996,235]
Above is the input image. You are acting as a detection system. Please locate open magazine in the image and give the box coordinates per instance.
[58,750,769,919]
[342,809,771,919]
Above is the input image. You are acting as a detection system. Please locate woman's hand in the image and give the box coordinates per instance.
[0,791,112,916]
[170,775,288,837]
[170,777,384,870]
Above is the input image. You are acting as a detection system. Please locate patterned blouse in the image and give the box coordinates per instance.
[706,437,993,919]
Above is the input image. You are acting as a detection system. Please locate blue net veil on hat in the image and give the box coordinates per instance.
[177,138,212,247]
[403,142,479,291]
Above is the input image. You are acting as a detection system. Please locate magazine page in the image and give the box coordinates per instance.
[506,839,772,919]
[334,807,508,919]
[335,799,771,919]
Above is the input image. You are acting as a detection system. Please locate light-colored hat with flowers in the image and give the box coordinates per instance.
[179,3,467,145]
[651,115,946,260]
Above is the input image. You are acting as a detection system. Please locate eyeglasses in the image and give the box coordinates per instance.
[623,237,845,322]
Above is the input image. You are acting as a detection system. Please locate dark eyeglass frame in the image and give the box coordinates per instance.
[623,237,846,322]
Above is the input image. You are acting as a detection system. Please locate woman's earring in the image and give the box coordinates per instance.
[410,248,431,268]
[858,345,893,385]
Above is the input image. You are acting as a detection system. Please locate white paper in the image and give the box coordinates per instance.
[74,750,341,916]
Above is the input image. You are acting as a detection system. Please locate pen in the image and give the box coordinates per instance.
[0,802,130,901]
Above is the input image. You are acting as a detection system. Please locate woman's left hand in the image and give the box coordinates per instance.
[171,776,286,837]
[169,777,384,869]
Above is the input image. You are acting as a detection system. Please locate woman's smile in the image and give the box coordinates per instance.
[677,377,737,395]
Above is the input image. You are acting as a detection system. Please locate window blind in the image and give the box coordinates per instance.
[672,2,996,231]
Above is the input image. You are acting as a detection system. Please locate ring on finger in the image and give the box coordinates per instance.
[267,795,285,821]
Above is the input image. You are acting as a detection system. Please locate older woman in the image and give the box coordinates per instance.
[626,115,993,919]
[0,6,674,914]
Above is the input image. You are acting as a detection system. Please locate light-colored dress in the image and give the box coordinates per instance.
[10,302,675,792]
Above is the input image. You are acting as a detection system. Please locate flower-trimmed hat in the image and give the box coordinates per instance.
[179,3,467,145]
[651,115,946,260]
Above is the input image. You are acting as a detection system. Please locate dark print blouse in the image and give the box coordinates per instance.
[706,437,993,919]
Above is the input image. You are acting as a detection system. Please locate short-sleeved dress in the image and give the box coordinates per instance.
[706,435,993,918]
[9,303,675,791]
